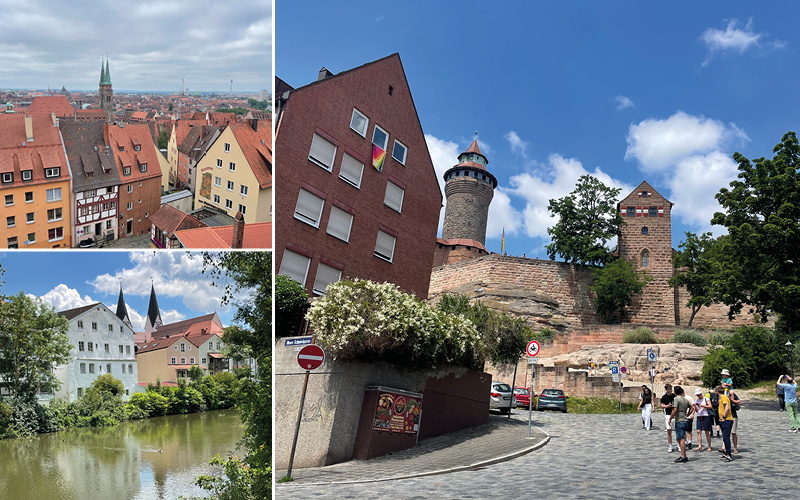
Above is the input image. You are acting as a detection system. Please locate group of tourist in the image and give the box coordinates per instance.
[638,369,741,463]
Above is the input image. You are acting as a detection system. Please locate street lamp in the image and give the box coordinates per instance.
[786,340,794,379]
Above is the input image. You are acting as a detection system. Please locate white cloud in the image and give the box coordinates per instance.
[625,111,749,172]
[32,284,95,311]
[510,153,634,241]
[487,187,523,239]
[89,251,243,314]
[625,111,748,233]
[668,151,738,236]
[424,134,460,233]
[616,95,634,110]
[701,18,786,67]
[504,130,528,157]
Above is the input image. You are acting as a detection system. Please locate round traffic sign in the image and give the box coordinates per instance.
[526,340,541,357]
[621,367,627,374]
[297,344,325,370]
[647,352,656,361]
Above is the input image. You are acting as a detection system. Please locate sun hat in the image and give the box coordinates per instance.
[721,369,730,376]
[694,388,704,395]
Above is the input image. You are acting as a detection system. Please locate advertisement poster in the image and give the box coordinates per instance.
[372,392,421,434]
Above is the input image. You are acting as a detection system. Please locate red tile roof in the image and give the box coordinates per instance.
[465,139,483,155]
[173,120,209,146]
[28,96,75,117]
[149,313,223,340]
[106,123,162,182]
[150,204,206,237]
[174,221,272,249]
[0,114,71,186]
[436,237,487,252]
[228,120,272,189]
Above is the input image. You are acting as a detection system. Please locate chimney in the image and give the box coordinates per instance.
[51,112,58,127]
[24,115,33,142]
[232,211,244,249]
[249,118,257,132]
[317,67,334,81]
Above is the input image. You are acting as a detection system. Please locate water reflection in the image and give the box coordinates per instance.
[0,410,243,500]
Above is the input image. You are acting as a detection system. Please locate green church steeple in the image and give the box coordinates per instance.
[100,57,112,85]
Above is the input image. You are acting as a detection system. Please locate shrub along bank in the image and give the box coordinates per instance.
[0,371,243,440]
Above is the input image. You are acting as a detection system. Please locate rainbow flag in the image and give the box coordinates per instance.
[373,144,386,172]
[501,228,505,253]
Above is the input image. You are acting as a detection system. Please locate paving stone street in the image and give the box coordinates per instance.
[277,401,800,499]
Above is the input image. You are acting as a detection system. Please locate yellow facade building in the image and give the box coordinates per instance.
[194,119,272,223]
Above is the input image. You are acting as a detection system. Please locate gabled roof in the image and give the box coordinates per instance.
[174,221,272,249]
[0,114,71,188]
[619,180,673,207]
[149,312,224,340]
[172,119,209,147]
[28,96,75,117]
[228,121,272,189]
[107,123,162,182]
[137,334,181,354]
[58,302,102,320]
[150,203,207,238]
[177,124,219,161]
[59,121,121,191]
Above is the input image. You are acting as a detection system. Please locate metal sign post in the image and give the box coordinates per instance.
[508,363,518,418]
[286,344,325,479]
[528,363,535,437]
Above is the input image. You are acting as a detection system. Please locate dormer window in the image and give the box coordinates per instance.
[139,163,147,173]
[134,145,141,151]
[45,167,60,178]
[22,170,32,181]
[119,146,124,152]
[123,166,131,176]
[1,173,12,183]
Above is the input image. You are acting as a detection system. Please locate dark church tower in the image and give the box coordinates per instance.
[441,139,497,246]
[144,284,163,334]
[99,57,113,119]
[115,284,133,331]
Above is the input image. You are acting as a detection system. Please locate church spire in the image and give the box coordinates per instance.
[115,284,133,331]
[100,58,105,85]
[144,282,163,333]
[104,56,111,85]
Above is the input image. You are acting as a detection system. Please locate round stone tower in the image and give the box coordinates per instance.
[441,139,497,246]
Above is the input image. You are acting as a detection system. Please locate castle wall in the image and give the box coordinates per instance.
[432,242,488,268]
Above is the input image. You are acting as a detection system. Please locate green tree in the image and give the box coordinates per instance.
[711,131,800,331]
[157,127,170,150]
[669,231,721,326]
[546,175,624,266]
[188,365,204,382]
[590,258,651,323]
[169,103,174,111]
[275,275,308,337]
[0,292,72,400]
[202,252,271,499]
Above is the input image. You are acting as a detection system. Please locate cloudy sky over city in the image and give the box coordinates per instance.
[0,251,254,331]
[278,1,800,258]
[0,0,271,92]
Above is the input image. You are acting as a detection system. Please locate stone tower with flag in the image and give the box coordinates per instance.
[99,56,113,119]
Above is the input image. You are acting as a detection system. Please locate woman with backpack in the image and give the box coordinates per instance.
[707,387,721,438]
[693,388,713,452]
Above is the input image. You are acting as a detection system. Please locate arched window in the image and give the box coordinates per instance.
[641,226,648,235]
[641,250,650,268]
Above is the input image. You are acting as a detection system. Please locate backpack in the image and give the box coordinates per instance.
[709,391,720,409]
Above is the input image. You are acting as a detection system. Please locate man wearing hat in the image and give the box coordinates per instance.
[721,369,733,389]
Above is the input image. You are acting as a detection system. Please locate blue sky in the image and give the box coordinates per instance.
[0,251,246,330]
[276,1,799,259]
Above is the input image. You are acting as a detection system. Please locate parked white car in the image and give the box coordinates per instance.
[489,381,516,414]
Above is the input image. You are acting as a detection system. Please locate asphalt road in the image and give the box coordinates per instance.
[277,401,798,499]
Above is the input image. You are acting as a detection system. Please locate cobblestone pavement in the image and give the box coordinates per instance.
[275,413,548,484]
[100,233,153,249]
[277,403,799,499]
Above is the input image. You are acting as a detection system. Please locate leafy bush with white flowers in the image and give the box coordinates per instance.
[306,280,486,370]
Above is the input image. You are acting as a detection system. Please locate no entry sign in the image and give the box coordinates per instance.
[526,340,541,357]
[297,344,325,370]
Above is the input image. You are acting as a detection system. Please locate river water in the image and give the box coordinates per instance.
[0,409,244,500]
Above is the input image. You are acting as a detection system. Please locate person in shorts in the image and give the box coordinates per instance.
[668,386,693,463]
[683,388,694,449]
[721,369,733,389]
[661,384,676,452]
[693,388,713,451]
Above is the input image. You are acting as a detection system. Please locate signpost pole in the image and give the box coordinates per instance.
[508,362,518,418]
[528,364,534,437]
[286,369,310,479]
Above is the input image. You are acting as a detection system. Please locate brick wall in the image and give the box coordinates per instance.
[119,176,161,237]
[431,242,488,268]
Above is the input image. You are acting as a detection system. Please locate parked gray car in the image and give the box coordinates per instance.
[490,381,516,414]
[535,388,568,412]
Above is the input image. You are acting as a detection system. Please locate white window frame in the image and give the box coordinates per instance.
[229,162,236,172]
[6,216,15,228]
[4,194,12,206]
[279,249,311,286]
[47,207,63,222]
[139,163,147,173]
[214,176,222,187]
[48,227,63,242]
[127,184,133,193]
[350,108,369,137]
[123,166,131,176]
[45,167,60,178]
[216,158,223,168]
[372,125,388,150]
[339,153,364,189]
[308,133,337,171]
[213,194,220,205]
[25,191,33,203]
[374,230,396,263]
[225,199,233,210]
[1,173,12,183]
[224,143,230,152]
[22,170,32,181]
[294,189,325,228]
[238,204,247,215]
[227,180,234,191]
[313,263,342,296]
[26,212,34,224]
[240,185,248,196]
[326,206,353,242]
[46,187,62,202]
[384,181,405,213]
[392,139,407,165]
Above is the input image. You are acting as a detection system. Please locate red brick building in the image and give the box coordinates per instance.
[106,123,163,237]
[275,54,441,298]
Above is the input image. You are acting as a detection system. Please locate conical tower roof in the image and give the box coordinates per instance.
[115,285,133,331]
[100,57,112,86]
[145,283,163,333]
[456,139,488,170]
